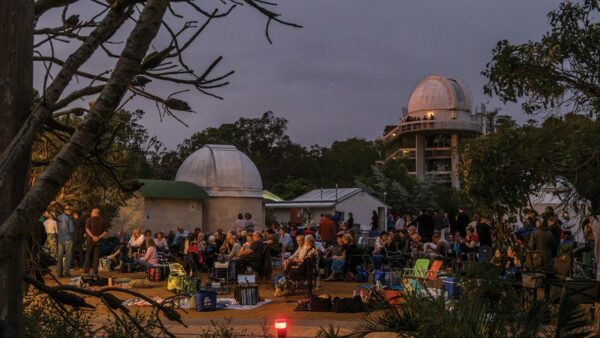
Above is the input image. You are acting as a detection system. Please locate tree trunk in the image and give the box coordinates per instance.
[0,0,33,337]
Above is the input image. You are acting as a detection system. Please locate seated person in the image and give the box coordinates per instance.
[171,227,189,253]
[491,248,504,268]
[114,229,144,265]
[283,235,305,268]
[505,245,521,269]
[284,235,318,273]
[221,235,241,259]
[234,231,265,274]
[407,226,423,251]
[154,231,169,251]
[142,229,152,251]
[461,227,480,253]
[423,233,450,258]
[278,228,293,253]
[128,229,145,252]
[133,237,158,271]
[325,234,353,281]
[205,235,219,267]
[324,234,345,274]
[372,231,389,269]
[263,228,281,257]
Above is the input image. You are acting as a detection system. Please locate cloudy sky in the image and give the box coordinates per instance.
[38,0,563,149]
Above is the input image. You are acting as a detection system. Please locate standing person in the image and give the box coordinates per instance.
[414,210,435,243]
[244,213,255,232]
[477,216,493,248]
[72,211,86,268]
[83,208,108,275]
[529,220,558,274]
[387,212,395,230]
[42,210,58,258]
[371,210,379,231]
[453,207,469,237]
[346,212,355,230]
[395,214,405,231]
[233,213,246,233]
[318,214,337,246]
[433,210,444,231]
[56,205,75,277]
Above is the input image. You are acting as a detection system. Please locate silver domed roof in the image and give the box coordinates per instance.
[407,75,472,115]
[175,144,263,198]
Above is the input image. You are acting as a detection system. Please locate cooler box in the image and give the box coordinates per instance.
[195,289,217,311]
[442,277,460,300]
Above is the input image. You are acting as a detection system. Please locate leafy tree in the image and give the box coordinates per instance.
[460,114,600,215]
[31,109,162,221]
[480,0,600,216]
[484,0,600,115]
[0,0,299,334]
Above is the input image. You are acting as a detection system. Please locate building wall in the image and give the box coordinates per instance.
[337,192,387,230]
[142,198,203,234]
[113,193,145,233]
[205,197,264,233]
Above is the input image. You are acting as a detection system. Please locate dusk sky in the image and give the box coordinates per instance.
[37,0,563,149]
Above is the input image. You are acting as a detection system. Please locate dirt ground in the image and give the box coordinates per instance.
[45,268,370,336]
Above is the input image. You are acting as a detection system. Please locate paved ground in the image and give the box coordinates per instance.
[46,269,375,337]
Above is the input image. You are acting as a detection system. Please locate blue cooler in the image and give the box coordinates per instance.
[442,277,460,300]
[195,289,217,311]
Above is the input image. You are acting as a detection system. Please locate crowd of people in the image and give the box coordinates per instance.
[40,205,599,283]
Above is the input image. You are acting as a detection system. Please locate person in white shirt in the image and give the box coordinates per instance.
[43,210,58,257]
[128,229,145,250]
[153,231,169,251]
[395,216,405,231]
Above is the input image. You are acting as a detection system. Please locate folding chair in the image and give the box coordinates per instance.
[402,258,431,279]
[426,260,443,280]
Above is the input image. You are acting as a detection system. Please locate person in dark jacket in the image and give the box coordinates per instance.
[529,221,557,274]
[477,216,493,248]
[453,207,469,237]
[72,211,86,268]
[371,210,379,231]
[412,210,435,243]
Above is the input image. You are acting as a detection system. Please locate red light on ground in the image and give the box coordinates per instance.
[275,319,287,329]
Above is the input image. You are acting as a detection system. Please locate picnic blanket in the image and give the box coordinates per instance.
[122,296,165,307]
[216,297,272,310]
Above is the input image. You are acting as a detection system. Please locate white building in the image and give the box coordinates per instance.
[115,144,264,234]
[382,75,484,188]
[265,188,388,230]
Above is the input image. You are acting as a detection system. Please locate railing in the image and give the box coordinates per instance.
[382,120,483,141]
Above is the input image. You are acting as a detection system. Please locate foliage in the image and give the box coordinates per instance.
[460,113,600,215]
[357,159,466,216]
[100,311,163,338]
[197,318,271,338]
[31,109,162,221]
[23,296,93,338]
[484,0,600,115]
[148,111,382,199]
[318,263,596,338]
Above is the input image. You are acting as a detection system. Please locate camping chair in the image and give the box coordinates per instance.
[426,260,443,280]
[402,258,431,279]
[285,257,318,297]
